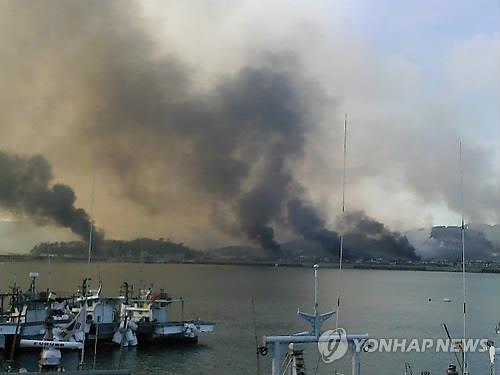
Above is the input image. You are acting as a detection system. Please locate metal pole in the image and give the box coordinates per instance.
[336,113,348,329]
[351,342,361,375]
[271,342,282,375]
[459,141,467,375]
[251,297,261,375]
[87,155,96,269]
[181,297,185,322]
[314,264,318,315]
[9,299,22,361]
[47,251,51,293]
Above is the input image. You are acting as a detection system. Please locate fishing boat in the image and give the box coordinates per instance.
[0,303,131,375]
[0,273,73,351]
[115,283,215,346]
[72,278,123,343]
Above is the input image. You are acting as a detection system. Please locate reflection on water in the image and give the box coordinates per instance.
[1,262,499,374]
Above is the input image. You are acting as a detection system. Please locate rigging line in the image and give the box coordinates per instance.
[336,113,348,330]
[459,140,467,375]
[87,155,96,275]
[443,322,464,373]
[251,297,261,375]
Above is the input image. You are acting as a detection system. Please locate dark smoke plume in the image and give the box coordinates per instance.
[0,1,419,257]
[341,212,418,260]
[287,199,418,260]
[287,198,340,252]
[415,225,497,261]
[0,151,101,243]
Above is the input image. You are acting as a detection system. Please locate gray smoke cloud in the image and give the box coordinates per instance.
[0,151,101,243]
[0,0,491,257]
[287,199,418,259]
[411,225,499,261]
[0,0,317,253]
[90,55,316,252]
[341,211,418,260]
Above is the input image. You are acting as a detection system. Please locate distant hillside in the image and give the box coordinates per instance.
[22,223,500,263]
[406,224,500,260]
[29,235,419,263]
[207,237,417,263]
[470,224,500,247]
[206,245,270,260]
[30,238,199,261]
[202,240,332,262]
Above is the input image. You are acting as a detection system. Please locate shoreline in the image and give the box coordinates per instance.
[1,254,500,274]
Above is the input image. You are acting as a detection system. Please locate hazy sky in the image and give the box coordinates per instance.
[0,0,498,251]
[141,0,500,228]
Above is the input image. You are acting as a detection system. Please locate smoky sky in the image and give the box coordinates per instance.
[0,0,492,256]
[0,151,100,242]
[288,199,418,259]
[416,226,498,261]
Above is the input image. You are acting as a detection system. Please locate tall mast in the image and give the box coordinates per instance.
[87,160,96,269]
[336,113,348,329]
[459,140,467,374]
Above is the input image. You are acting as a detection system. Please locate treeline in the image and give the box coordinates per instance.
[30,238,199,261]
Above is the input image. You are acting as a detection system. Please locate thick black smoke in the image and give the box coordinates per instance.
[287,199,340,252]
[342,212,419,260]
[416,226,497,261]
[287,199,418,260]
[0,151,101,243]
[0,1,418,257]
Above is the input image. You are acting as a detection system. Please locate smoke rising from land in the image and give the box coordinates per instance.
[0,0,497,255]
[0,151,100,242]
[287,199,418,259]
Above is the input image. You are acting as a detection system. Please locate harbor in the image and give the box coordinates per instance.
[0,274,214,350]
[1,262,499,374]
[0,0,499,373]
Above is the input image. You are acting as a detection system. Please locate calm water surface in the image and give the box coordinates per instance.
[0,261,498,374]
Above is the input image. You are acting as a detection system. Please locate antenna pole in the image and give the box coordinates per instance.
[251,297,261,375]
[314,264,319,314]
[459,141,467,375]
[47,251,52,293]
[336,113,348,329]
[87,166,96,266]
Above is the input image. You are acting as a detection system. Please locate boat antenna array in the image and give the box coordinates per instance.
[262,265,368,375]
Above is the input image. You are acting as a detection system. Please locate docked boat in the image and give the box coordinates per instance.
[0,273,72,351]
[2,274,215,353]
[72,278,123,343]
[115,283,214,346]
[0,305,130,375]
